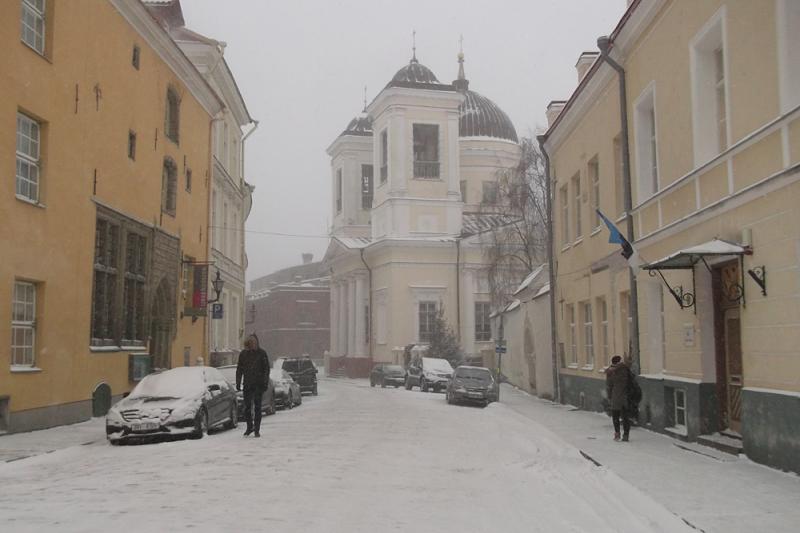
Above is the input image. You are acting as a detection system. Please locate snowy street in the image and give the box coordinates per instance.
[1,379,797,532]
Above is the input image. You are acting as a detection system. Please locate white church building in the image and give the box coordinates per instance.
[323,49,521,377]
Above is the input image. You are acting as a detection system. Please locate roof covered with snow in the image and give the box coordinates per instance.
[644,238,750,270]
[461,212,519,237]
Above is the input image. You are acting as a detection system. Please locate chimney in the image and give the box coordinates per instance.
[301,253,313,265]
[575,51,599,82]
[546,101,567,127]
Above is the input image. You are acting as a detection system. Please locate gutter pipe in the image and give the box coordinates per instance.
[359,248,373,363]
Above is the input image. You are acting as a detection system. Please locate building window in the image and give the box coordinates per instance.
[185,168,192,192]
[597,296,609,368]
[233,213,239,261]
[128,130,136,160]
[674,388,687,429]
[582,301,594,368]
[567,304,577,366]
[571,173,582,240]
[475,302,492,342]
[132,44,140,70]
[588,156,600,230]
[122,233,147,344]
[560,185,569,246]
[21,0,46,55]
[460,180,467,203]
[778,0,800,112]
[162,158,177,216]
[482,181,499,205]
[620,291,632,357]
[418,301,437,343]
[361,164,373,209]
[92,219,120,344]
[634,85,658,200]
[16,112,41,203]
[164,87,180,144]
[11,281,37,367]
[412,124,439,179]
[380,129,388,183]
[690,9,728,165]
[613,134,625,218]
[336,168,343,214]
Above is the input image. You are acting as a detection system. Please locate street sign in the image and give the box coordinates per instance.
[211,303,224,319]
[495,345,506,354]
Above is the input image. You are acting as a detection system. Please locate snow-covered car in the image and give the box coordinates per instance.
[370,364,405,388]
[445,366,498,406]
[217,364,276,418]
[405,357,454,392]
[105,366,238,444]
[277,357,318,396]
[271,368,302,409]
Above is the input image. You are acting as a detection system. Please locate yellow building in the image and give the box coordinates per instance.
[0,0,223,433]
[542,0,800,473]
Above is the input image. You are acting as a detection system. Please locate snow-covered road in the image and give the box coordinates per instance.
[0,379,693,533]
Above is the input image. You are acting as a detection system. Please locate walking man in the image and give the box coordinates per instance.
[236,335,270,438]
[606,355,632,442]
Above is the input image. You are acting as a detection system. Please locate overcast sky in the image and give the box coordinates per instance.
[180,0,627,285]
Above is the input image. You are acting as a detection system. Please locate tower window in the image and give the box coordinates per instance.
[413,124,439,179]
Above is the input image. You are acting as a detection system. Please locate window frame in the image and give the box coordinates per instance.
[582,301,594,369]
[418,300,437,344]
[482,181,499,205]
[16,112,42,203]
[20,0,46,56]
[92,218,120,346]
[335,168,343,214]
[11,281,37,368]
[560,184,569,247]
[132,44,141,70]
[567,304,577,367]
[597,296,609,368]
[474,301,492,342]
[674,388,687,430]
[361,164,373,210]
[161,157,178,216]
[379,129,388,184]
[571,172,582,240]
[412,123,440,179]
[588,156,600,230]
[121,231,147,345]
[633,83,659,202]
[164,87,180,144]
[128,130,136,161]
[613,134,625,218]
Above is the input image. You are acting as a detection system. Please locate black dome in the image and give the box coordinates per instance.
[340,114,373,137]
[390,60,440,85]
[459,90,518,142]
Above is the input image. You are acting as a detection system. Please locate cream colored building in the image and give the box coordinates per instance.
[324,52,520,377]
[0,0,224,433]
[542,0,800,473]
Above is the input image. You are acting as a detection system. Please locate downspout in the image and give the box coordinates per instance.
[359,248,373,363]
[455,237,461,344]
[536,135,561,403]
[597,36,640,374]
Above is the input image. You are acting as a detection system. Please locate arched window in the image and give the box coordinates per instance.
[162,157,177,215]
[164,87,180,143]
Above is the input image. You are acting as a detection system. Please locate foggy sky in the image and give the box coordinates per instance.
[180,0,627,285]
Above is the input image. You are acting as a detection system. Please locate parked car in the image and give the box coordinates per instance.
[217,365,275,418]
[271,368,302,409]
[277,357,318,395]
[106,366,237,444]
[370,364,406,388]
[445,366,498,407]
[405,357,454,392]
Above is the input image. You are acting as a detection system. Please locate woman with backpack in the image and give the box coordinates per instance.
[606,355,639,442]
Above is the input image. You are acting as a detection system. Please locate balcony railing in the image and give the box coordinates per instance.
[414,161,440,179]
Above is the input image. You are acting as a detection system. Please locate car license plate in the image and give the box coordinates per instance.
[467,392,484,398]
[132,422,159,432]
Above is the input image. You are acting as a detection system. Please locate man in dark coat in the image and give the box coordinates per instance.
[236,335,270,437]
[606,355,632,442]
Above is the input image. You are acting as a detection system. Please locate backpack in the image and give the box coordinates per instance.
[627,370,643,407]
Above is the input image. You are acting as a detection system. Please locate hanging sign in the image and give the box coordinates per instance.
[184,264,208,317]
[211,303,224,320]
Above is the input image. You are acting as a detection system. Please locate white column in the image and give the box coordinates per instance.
[354,275,366,356]
[447,112,461,196]
[462,269,476,356]
[348,279,357,356]
[390,112,407,194]
[338,282,348,356]
[330,282,339,356]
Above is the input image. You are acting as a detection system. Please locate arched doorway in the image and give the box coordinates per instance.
[150,277,174,370]
[92,383,112,417]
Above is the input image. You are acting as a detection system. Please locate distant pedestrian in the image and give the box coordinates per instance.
[606,355,633,442]
[236,335,271,438]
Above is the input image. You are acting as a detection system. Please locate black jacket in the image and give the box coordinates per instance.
[236,348,271,391]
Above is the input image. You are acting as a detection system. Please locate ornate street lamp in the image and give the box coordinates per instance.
[207,270,225,304]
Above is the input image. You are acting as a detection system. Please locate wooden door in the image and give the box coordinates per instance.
[724,307,743,432]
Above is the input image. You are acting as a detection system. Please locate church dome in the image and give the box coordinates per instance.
[340,114,373,137]
[459,90,518,143]
[389,59,440,86]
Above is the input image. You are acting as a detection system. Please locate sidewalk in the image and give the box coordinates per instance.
[500,384,800,533]
[0,418,105,463]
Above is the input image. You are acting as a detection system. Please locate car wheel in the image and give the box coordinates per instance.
[287,394,294,409]
[370,379,375,387]
[296,392,302,406]
[405,378,412,390]
[420,378,427,393]
[313,384,318,396]
[445,391,451,404]
[226,402,238,430]
[381,378,386,388]
[190,409,207,439]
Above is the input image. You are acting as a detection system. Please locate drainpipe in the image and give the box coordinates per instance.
[455,237,461,344]
[359,248,373,364]
[597,35,641,374]
[536,135,561,403]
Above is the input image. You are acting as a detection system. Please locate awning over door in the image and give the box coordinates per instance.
[643,239,751,271]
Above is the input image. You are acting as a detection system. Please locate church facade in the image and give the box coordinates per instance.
[324,51,520,377]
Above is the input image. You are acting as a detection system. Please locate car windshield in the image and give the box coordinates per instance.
[455,368,493,383]
[384,365,404,373]
[422,358,453,373]
[128,367,205,399]
[270,368,289,381]
[282,359,313,372]
[217,366,236,384]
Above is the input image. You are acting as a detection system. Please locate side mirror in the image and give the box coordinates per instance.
[208,384,221,392]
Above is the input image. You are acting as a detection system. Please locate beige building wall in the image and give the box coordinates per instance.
[0,0,218,430]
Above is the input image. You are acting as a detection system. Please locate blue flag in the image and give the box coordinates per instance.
[596,210,643,273]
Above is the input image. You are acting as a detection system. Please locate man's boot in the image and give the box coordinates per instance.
[243,427,253,436]
[622,433,629,442]
[614,432,621,441]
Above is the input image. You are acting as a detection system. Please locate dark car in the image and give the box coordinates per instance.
[405,357,454,392]
[106,366,238,444]
[445,366,498,407]
[271,368,302,409]
[278,357,318,395]
[370,364,405,388]
[217,365,275,418]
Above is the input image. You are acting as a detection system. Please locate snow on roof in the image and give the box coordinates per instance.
[504,299,521,313]
[644,238,750,270]
[513,264,546,296]
[461,212,520,237]
[534,282,550,299]
[334,236,372,249]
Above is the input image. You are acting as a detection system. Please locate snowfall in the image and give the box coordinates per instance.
[1,379,798,533]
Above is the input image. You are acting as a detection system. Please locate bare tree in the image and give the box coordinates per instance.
[480,136,548,309]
